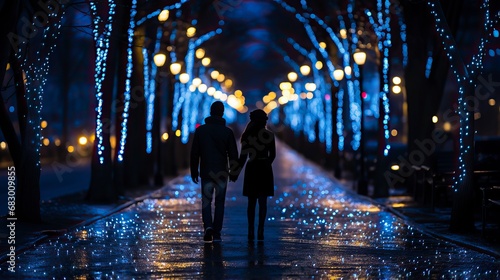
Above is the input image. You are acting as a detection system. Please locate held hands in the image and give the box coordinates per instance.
[191,174,199,184]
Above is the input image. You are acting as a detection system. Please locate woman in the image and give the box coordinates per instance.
[238,109,276,241]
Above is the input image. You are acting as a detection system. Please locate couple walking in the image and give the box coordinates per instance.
[190,101,276,243]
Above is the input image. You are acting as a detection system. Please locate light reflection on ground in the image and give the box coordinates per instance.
[1,142,499,278]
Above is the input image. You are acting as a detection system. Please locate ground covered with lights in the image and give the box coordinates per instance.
[1,142,499,279]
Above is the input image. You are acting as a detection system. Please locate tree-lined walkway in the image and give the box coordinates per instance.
[1,141,499,278]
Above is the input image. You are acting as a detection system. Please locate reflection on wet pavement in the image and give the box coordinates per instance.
[1,142,499,278]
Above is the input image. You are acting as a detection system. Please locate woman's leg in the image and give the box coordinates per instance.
[257,196,267,240]
[247,197,257,240]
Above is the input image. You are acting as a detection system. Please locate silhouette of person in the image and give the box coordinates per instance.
[237,109,276,241]
[190,101,239,243]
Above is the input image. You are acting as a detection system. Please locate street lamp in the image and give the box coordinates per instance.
[333,69,344,81]
[153,53,166,67]
[353,49,368,195]
[333,69,344,179]
[300,65,311,76]
[170,62,181,75]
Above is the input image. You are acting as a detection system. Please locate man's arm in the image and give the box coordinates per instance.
[190,130,200,184]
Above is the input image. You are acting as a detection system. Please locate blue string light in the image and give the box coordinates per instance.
[90,0,116,164]
[117,0,137,162]
[427,0,494,188]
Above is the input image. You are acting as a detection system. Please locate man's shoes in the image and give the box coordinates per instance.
[213,232,222,242]
[204,227,214,243]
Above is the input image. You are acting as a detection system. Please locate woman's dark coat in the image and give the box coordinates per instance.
[238,128,276,197]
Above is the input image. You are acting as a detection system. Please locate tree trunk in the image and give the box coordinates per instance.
[113,0,133,195]
[11,55,41,222]
[123,24,148,189]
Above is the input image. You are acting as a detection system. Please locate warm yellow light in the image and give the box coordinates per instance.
[110,136,116,149]
[192,77,202,87]
[179,73,190,84]
[268,91,276,100]
[198,84,208,93]
[153,53,166,67]
[54,139,61,146]
[268,101,278,110]
[287,72,297,82]
[344,66,352,76]
[300,92,307,99]
[158,9,169,22]
[488,98,496,106]
[391,129,398,137]
[90,134,95,142]
[175,130,181,137]
[290,94,298,101]
[216,73,225,82]
[392,85,402,94]
[392,76,402,85]
[195,48,205,59]
[78,136,88,145]
[300,65,311,76]
[41,120,48,129]
[234,90,243,97]
[201,57,211,66]
[278,96,288,105]
[391,164,400,171]
[353,50,367,65]
[315,61,323,70]
[306,92,314,99]
[220,93,228,101]
[1,142,7,150]
[6,63,10,71]
[227,95,240,109]
[443,122,451,131]
[432,116,438,123]
[170,62,181,75]
[263,95,271,103]
[67,145,75,153]
[305,83,317,92]
[189,84,197,92]
[224,79,233,88]
[186,27,196,38]
[207,87,216,96]
[333,69,344,81]
[161,132,169,142]
[340,29,347,39]
[43,138,50,146]
[319,42,327,49]
[214,90,222,100]
[279,82,292,91]
[211,70,219,80]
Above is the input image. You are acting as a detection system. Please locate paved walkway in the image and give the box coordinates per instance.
[1,142,499,278]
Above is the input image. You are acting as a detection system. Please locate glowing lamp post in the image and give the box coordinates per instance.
[354,49,368,195]
[170,62,181,75]
[333,69,344,81]
[300,65,311,76]
[153,53,166,67]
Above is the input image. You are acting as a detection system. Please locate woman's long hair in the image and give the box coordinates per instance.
[241,120,266,144]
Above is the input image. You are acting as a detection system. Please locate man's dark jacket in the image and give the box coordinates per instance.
[190,116,238,180]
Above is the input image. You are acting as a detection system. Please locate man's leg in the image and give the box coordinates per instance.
[212,178,228,239]
[201,179,215,231]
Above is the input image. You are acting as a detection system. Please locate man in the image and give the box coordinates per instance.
[190,101,239,243]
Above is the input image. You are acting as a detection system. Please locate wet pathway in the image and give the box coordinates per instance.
[1,142,499,278]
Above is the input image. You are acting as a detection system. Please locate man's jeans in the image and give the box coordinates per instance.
[201,178,227,234]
